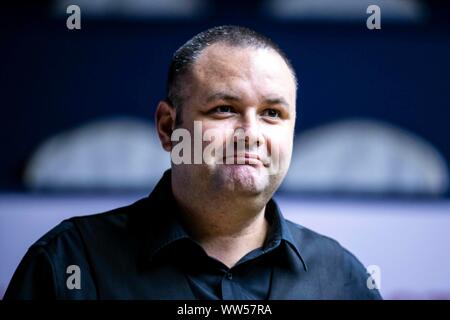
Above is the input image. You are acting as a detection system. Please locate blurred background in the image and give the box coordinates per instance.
[1,0,450,299]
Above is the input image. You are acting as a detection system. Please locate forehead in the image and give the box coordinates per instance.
[189,43,296,105]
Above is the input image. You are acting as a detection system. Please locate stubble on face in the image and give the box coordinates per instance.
[172,43,297,202]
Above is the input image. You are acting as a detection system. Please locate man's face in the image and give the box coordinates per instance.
[172,43,297,199]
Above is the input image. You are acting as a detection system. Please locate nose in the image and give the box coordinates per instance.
[234,112,264,149]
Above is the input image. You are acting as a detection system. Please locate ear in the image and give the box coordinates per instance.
[155,100,176,152]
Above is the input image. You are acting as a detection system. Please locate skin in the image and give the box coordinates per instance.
[155,42,297,268]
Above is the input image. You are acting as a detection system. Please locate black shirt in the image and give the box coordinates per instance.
[4,170,382,300]
[156,190,303,300]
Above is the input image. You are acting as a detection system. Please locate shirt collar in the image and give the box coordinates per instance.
[140,169,307,272]
[140,170,190,263]
[265,198,308,272]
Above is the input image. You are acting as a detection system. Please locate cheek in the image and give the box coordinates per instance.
[201,120,231,132]
[201,121,232,146]
[264,126,293,155]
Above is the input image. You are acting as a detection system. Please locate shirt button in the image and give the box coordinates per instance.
[226,272,233,280]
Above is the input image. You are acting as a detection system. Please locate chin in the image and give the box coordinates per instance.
[213,164,271,195]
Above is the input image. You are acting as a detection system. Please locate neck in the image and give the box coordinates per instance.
[172,179,270,268]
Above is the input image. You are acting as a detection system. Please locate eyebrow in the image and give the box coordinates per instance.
[206,92,290,110]
[263,97,290,108]
[206,92,241,103]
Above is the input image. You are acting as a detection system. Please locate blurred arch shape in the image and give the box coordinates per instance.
[263,0,426,23]
[24,117,450,195]
[24,117,171,191]
[53,0,207,19]
[282,118,449,196]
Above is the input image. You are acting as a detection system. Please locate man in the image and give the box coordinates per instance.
[5,26,382,300]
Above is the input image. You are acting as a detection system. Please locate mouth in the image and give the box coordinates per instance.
[222,153,268,166]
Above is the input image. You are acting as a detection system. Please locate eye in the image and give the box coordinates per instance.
[210,105,236,114]
[262,108,281,118]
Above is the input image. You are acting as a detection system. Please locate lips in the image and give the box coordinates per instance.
[222,153,268,166]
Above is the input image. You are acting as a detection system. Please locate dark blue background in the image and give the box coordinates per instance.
[1,3,450,191]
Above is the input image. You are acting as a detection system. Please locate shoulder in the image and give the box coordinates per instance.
[285,219,345,256]
[5,198,149,300]
[32,197,147,252]
[32,219,79,251]
[26,197,149,273]
[285,219,363,270]
[285,220,382,299]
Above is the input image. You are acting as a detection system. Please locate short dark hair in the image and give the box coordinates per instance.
[165,25,297,125]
